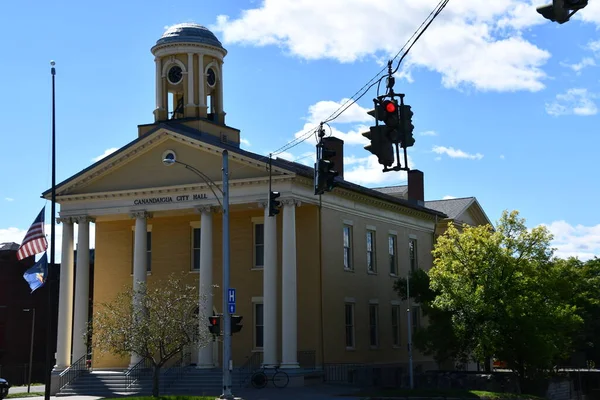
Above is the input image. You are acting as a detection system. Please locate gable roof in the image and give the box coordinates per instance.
[42,121,446,218]
[0,242,19,252]
[425,197,475,220]
[426,197,493,227]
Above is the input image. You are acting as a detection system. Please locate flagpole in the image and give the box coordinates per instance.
[44,60,57,400]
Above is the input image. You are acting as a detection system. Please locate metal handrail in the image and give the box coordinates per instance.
[58,354,88,391]
[164,352,192,389]
[237,352,263,388]
[125,357,153,390]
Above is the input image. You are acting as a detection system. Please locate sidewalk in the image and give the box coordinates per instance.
[8,385,45,394]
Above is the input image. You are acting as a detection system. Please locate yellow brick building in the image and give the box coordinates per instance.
[45,23,491,391]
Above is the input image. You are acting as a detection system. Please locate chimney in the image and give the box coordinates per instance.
[408,169,424,206]
[322,136,344,180]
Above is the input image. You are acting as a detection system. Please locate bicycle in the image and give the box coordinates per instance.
[250,365,289,389]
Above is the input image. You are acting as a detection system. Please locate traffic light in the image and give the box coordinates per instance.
[314,142,339,195]
[362,126,394,167]
[537,0,588,24]
[381,100,399,129]
[208,315,220,336]
[231,315,243,334]
[399,104,415,148]
[268,191,281,217]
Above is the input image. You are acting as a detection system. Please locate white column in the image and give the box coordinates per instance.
[197,55,206,107]
[72,216,93,362]
[54,217,74,370]
[155,57,163,110]
[197,206,214,368]
[187,53,195,106]
[130,211,149,368]
[262,203,278,367]
[281,200,299,368]
[217,62,224,114]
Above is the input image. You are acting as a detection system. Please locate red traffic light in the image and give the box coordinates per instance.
[384,101,397,114]
[209,317,218,326]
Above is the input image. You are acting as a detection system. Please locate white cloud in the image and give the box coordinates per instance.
[212,0,552,92]
[0,222,96,264]
[305,98,373,125]
[5,197,14,202]
[542,220,600,261]
[500,154,505,159]
[92,148,118,162]
[578,0,600,25]
[420,130,438,136]
[545,88,598,116]
[442,195,457,200]
[588,39,600,54]
[240,138,251,147]
[432,146,484,160]
[560,57,596,74]
[344,155,412,186]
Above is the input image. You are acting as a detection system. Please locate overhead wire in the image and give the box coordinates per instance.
[230,0,451,174]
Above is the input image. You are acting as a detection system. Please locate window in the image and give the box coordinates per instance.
[412,306,421,333]
[343,225,353,271]
[254,223,264,268]
[366,230,376,273]
[345,303,355,349]
[369,304,379,347]
[131,229,152,273]
[146,231,152,272]
[191,227,201,271]
[391,305,401,347]
[409,238,418,272]
[389,235,398,275]
[254,303,264,349]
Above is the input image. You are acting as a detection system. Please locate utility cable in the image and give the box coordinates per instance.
[233,0,451,168]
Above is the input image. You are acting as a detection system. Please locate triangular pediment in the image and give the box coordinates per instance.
[50,127,293,198]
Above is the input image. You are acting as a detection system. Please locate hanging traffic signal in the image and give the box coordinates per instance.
[399,104,415,148]
[208,315,221,336]
[362,126,394,167]
[381,100,399,129]
[536,0,588,24]
[268,191,281,217]
[314,142,339,195]
[231,315,243,334]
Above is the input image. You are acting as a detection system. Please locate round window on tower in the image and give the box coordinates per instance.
[207,67,216,87]
[167,65,183,85]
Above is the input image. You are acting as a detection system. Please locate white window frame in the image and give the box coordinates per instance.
[391,303,401,348]
[343,224,354,271]
[366,229,377,274]
[131,224,153,275]
[369,301,379,348]
[190,221,201,272]
[388,234,398,276]
[252,297,264,350]
[252,217,264,269]
[409,237,418,272]
[344,302,355,350]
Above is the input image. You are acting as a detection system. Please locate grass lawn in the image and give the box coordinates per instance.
[6,393,46,398]
[103,397,217,400]
[339,388,544,399]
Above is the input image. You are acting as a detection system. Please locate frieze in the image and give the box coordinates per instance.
[133,193,208,206]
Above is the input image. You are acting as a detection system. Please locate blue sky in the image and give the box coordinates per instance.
[1,0,599,260]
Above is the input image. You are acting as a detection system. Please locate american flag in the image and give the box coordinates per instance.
[17,206,48,261]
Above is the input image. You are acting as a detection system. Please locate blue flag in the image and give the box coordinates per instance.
[23,252,48,293]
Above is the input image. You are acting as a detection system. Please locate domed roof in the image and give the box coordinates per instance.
[156,23,224,49]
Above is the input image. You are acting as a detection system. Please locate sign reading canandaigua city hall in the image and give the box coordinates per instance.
[133,193,208,206]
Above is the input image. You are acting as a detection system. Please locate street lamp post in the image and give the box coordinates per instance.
[23,308,35,393]
[163,151,235,399]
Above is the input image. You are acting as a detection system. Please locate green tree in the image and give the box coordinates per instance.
[394,268,473,368]
[427,210,582,390]
[88,272,213,397]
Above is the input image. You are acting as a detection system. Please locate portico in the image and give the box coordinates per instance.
[49,127,310,374]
